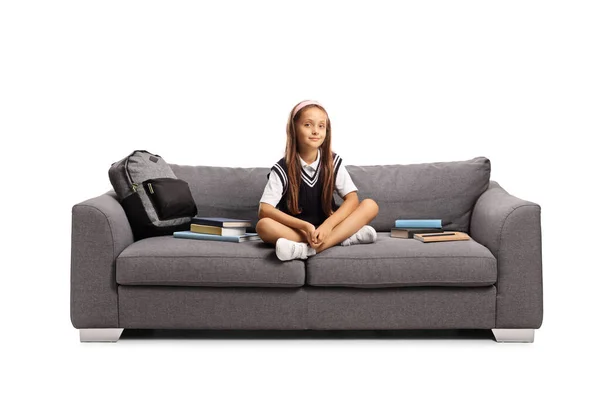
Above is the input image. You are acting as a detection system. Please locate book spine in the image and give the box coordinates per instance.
[191,219,251,228]
[191,224,222,235]
[191,224,246,236]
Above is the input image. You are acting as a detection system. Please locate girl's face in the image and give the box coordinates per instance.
[295,107,327,150]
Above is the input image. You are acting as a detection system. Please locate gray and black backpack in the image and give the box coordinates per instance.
[109,150,197,240]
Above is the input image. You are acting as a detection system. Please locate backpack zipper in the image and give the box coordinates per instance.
[124,153,137,192]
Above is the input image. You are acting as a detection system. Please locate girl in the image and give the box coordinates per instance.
[256,99,379,261]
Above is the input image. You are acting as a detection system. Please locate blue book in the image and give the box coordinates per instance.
[395,219,442,229]
[174,231,261,243]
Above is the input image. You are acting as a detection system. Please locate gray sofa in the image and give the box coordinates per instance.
[70,156,543,343]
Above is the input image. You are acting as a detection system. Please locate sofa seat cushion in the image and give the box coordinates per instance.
[306,233,496,288]
[116,237,305,288]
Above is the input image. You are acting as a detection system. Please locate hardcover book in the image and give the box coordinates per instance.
[191,224,247,236]
[191,217,252,228]
[413,231,470,243]
[390,228,443,239]
[395,219,442,229]
[173,231,261,243]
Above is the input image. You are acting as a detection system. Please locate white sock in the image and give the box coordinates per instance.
[340,237,352,246]
[276,238,317,261]
[340,225,377,246]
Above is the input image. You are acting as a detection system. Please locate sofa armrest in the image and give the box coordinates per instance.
[70,191,134,329]
[470,181,543,328]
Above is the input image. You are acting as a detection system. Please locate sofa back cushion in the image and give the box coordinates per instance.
[343,157,490,232]
[170,156,490,234]
[170,165,266,233]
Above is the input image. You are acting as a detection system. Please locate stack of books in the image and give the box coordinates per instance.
[391,219,470,243]
[173,217,262,243]
[391,219,444,238]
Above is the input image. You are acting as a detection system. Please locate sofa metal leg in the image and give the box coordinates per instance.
[79,328,124,342]
[492,329,534,343]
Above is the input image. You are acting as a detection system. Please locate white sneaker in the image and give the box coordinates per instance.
[276,238,313,261]
[341,225,377,246]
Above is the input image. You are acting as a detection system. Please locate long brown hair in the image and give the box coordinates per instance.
[284,101,335,217]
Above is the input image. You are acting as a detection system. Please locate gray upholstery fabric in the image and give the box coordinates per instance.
[470,181,543,328]
[119,286,307,329]
[307,286,496,329]
[170,164,265,233]
[170,156,490,233]
[70,192,134,328]
[118,286,495,329]
[117,237,305,287]
[307,234,496,288]
[71,157,543,333]
[116,234,495,288]
[343,157,491,232]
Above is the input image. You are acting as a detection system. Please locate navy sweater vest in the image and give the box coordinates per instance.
[267,152,343,227]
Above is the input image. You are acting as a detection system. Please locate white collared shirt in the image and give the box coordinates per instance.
[259,148,358,207]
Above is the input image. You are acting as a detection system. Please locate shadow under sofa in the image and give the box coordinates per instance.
[70,156,543,343]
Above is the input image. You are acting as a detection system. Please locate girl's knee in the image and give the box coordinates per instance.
[256,217,274,233]
[361,198,379,214]
[256,218,305,243]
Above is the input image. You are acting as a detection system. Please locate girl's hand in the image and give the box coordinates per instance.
[312,224,332,248]
[302,223,318,248]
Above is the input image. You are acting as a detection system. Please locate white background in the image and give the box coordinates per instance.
[1,0,599,398]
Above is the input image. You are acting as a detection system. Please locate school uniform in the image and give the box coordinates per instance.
[259,148,358,227]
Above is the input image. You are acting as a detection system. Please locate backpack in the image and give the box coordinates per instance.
[108,150,197,240]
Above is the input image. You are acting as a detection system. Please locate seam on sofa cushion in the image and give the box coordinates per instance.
[117,281,302,286]
[118,255,279,259]
[118,255,495,260]
[314,256,495,260]
[311,280,496,285]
